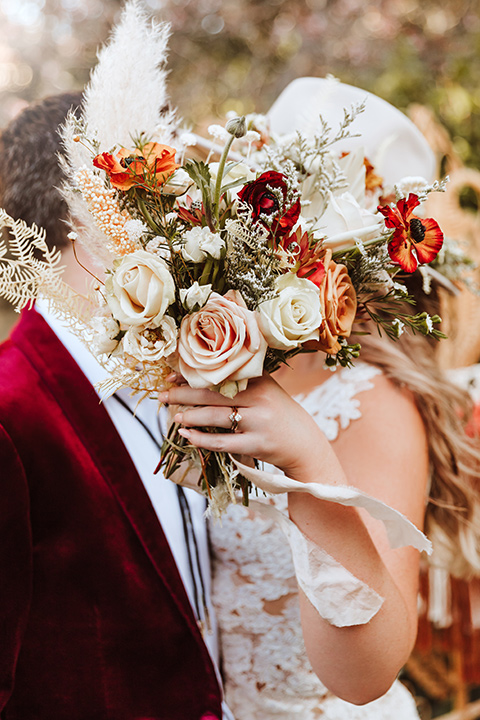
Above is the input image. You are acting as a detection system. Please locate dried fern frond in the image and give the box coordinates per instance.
[0,209,96,332]
[94,357,171,400]
[0,210,63,312]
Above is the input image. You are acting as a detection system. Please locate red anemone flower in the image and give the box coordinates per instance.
[378,193,444,273]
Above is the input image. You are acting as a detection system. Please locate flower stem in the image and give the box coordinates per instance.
[213,135,235,226]
[137,193,160,233]
[199,257,214,285]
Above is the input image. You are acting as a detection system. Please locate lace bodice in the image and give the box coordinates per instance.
[210,363,420,720]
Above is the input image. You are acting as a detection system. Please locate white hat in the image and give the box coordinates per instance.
[267,76,436,186]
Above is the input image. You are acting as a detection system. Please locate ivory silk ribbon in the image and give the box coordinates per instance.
[230,456,432,627]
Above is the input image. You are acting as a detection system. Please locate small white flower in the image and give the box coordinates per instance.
[395,176,429,199]
[67,231,78,241]
[90,315,120,355]
[393,281,409,296]
[178,132,198,148]
[208,124,229,142]
[244,130,261,144]
[124,218,148,243]
[392,318,405,338]
[355,238,367,255]
[182,226,225,263]
[145,236,171,259]
[419,265,433,294]
[179,282,212,311]
[245,112,270,136]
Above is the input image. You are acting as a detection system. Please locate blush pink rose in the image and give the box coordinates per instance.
[178,290,267,393]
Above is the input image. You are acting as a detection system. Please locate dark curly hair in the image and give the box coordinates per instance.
[0,92,83,249]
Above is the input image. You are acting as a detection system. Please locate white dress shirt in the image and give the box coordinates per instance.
[35,302,234,720]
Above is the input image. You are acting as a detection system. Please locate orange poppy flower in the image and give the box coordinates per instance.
[93,142,179,192]
[378,193,444,273]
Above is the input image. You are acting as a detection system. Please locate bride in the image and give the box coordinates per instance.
[164,80,480,719]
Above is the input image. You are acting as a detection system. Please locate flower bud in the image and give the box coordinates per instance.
[226,116,247,139]
[179,282,212,312]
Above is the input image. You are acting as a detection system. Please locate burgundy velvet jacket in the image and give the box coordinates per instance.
[0,309,223,720]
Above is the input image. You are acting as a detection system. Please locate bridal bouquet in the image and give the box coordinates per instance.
[0,105,453,511]
[0,3,463,514]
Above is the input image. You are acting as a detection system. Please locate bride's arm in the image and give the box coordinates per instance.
[288,372,428,704]
[161,372,428,705]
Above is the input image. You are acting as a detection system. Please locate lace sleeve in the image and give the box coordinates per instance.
[252,501,384,626]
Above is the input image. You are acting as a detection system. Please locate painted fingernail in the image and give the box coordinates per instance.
[165,372,177,382]
[158,391,169,403]
[174,412,183,423]
[178,428,191,438]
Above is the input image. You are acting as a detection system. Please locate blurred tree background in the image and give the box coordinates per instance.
[1,0,479,170]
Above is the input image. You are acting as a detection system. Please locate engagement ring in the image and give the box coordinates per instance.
[228,407,242,432]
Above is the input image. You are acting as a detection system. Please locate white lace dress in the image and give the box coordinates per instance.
[210,364,420,720]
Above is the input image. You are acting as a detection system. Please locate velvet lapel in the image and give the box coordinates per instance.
[10,309,207,647]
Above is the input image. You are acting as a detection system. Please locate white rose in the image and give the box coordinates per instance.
[257,273,322,350]
[179,282,212,311]
[90,315,120,355]
[209,161,255,189]
[317,191,382,250]
[337,147,367,206]
[162,168,193,196]
[123,316,177,363]
[106,249,175,328]
[181,226,225,262]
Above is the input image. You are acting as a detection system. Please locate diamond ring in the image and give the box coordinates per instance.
[228,407,242,432]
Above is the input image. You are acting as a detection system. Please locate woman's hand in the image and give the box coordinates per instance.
[159,374,327,478]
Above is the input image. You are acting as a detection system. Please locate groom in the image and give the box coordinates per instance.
[0,95,228,720]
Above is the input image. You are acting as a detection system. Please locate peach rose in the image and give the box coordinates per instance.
[316,250,357,354]
[178,290,267,394]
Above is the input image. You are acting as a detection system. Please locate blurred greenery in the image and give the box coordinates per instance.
[0,0,479,171]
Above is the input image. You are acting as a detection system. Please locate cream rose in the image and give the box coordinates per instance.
[257,273,322,350]
[318,191,382,250]
[317,249,357,354]
[123,316,177,363]
[181,226,225,263]
[106,250,175,328]
[178,290,267,393]
[209,161,256,192]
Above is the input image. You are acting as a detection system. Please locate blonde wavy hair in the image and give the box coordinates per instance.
[357,290,480,580]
